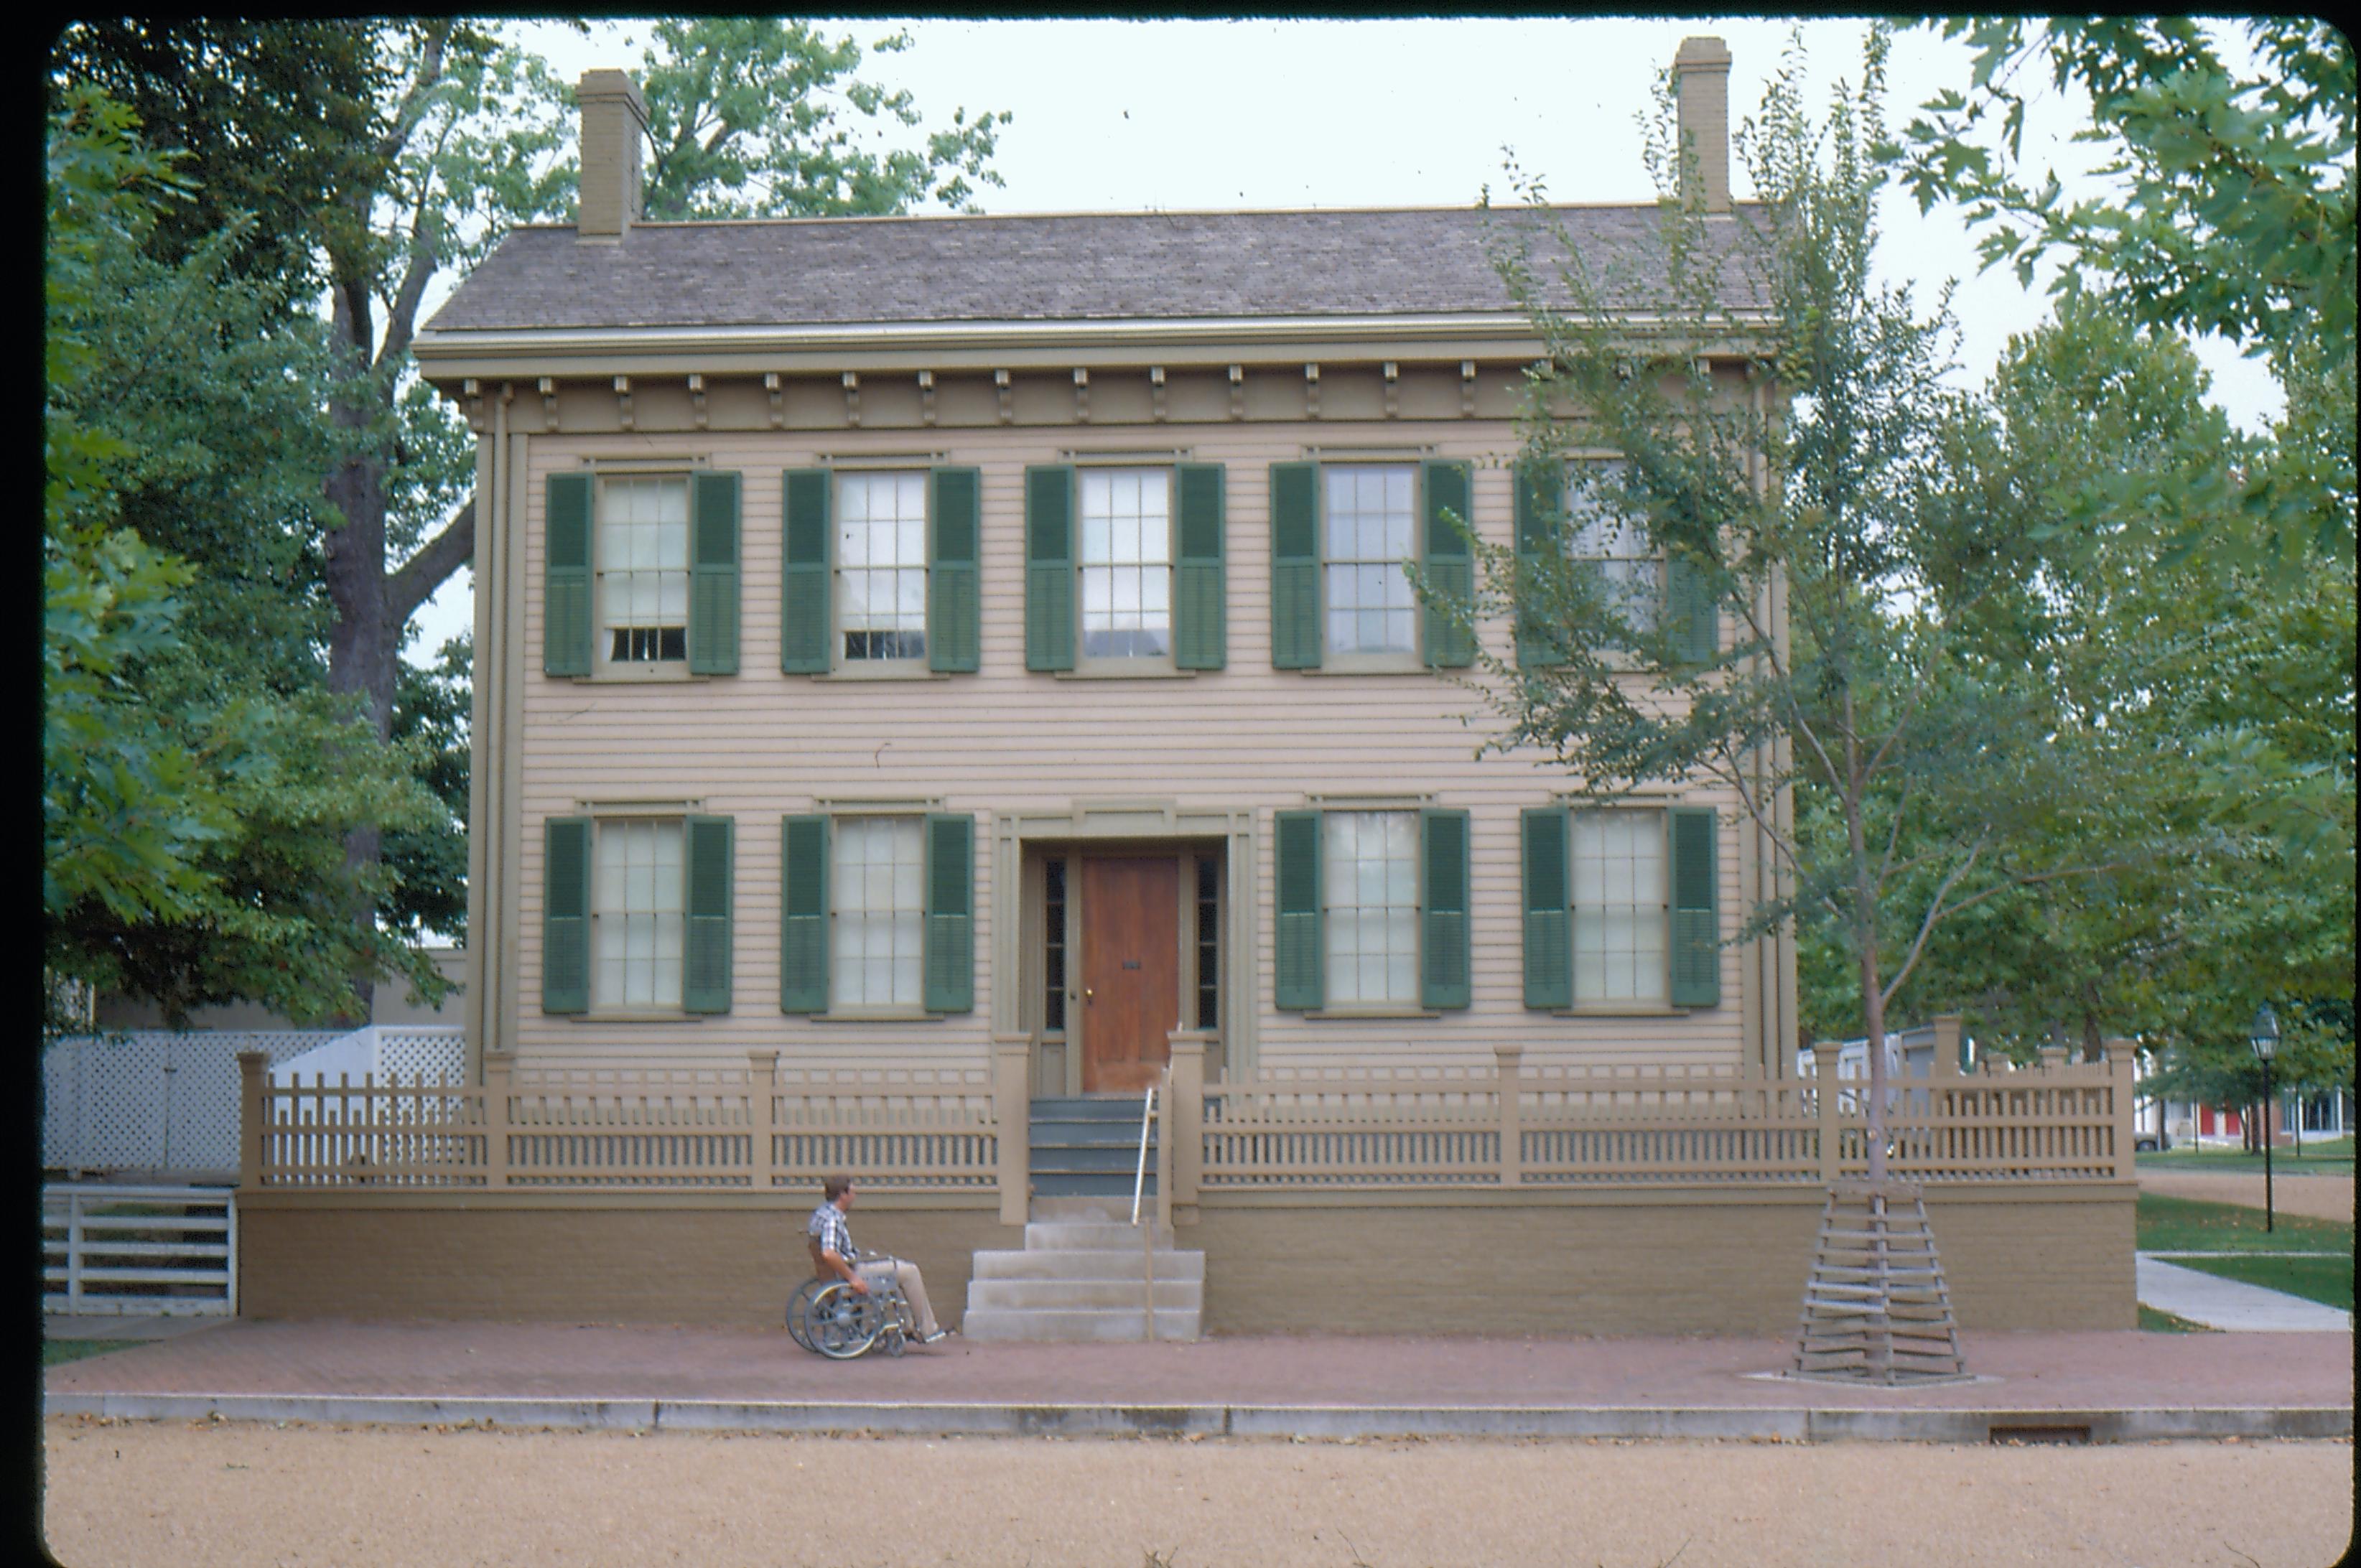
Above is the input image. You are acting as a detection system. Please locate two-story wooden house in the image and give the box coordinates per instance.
[233,39,2136,1337]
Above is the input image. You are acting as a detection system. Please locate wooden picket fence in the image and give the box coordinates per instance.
[239,1052,996,1191]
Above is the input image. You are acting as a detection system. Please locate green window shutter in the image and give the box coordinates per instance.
[780,814,829,1014]
[544,474,594,677]
[689,472,740,676]
[1420,461,1476,669]
[928,467,982,673]
[541,816,592,1013]
[1521,806,1572,1009]
[1025,466,1075,671]
[1664,554,1719,664]
[1269,462,1322,669]
[781,470,832,673]
[1420,808,1472,1010]
[1514,460,1566,669]
[1669,806,1721,1007]
[682,814,735,1013]
[1173,463,1227,670]
[923,813,975,1013]
[1273,809,1323,1010]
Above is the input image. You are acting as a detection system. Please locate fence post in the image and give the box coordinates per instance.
[1812,1041,1841,1182]
[1495,1044,1524,1188]
[2105,1037,2138,1182]
[1165,1032,1206,1220]
[236,1051,267,1190]
[2039,1044,2067,1072]
[748,1050,780,1193]
[1932,1014,1963,1077]
[483,1051,512,1190]
[991,1035,1031,1227]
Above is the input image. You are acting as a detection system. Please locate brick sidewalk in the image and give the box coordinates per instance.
[45,1320,2351,1414]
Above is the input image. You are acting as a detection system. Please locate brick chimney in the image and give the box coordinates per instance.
[577,69,648,238]
[1671,36,1733,214]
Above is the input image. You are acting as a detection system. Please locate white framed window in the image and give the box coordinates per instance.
[1572,807,1668,1005]
[1323,809,1420,1006]
[837,472,928,664]
[1079,467,1173,660]
[593,818,686,1008]
[831,815,925,1008]
[598,477,690,664]
[1323,465,1417,655]
[1568,459,1660,634]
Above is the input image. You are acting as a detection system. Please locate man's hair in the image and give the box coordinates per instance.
[822,1175,853,1201]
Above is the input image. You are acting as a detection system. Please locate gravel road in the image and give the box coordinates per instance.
[42,1417,2353,1568]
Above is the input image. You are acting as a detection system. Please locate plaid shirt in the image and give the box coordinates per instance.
[808,1201,856,1265]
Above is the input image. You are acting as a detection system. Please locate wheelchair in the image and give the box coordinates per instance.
[787,1241,917,1358]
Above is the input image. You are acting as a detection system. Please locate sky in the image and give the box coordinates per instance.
[404,17,2288,665]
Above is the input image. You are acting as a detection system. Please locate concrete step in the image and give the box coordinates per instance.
[1024,1221,1175,1251]
[965,1277,1203,1312]
[960,1306,1201,1343]
[1030,1098,1150,1121]
[972,1248,1205,1282]
[1029,1145,1156,1174]
[1030,1196,1138,1223]
[1032,1173,1156,1198]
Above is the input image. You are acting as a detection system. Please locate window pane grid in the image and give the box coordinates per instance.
[1323,811,1418,1006]
[832,816,924,1007]
[1568,460,1661,633]
[1079,468,1172,658]
[1573,809,1668,1004]
[599,478,689,662]
[1323,465,1417,654]
[838,472,928,662]
[593,818,685,1008]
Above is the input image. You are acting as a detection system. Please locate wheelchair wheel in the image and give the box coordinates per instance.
[808,1281,885,1359]
[883,1325,906,1358]
[785,1277,825,1353]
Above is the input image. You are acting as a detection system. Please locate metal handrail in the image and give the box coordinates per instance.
[1130,1084,1156,1226]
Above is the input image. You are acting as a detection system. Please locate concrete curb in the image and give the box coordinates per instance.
[43,1391,2352,1444]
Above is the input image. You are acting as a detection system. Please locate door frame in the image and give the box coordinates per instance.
[994,802,1253,1096]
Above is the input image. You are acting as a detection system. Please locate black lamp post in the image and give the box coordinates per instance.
[2250,1004,2280,1235]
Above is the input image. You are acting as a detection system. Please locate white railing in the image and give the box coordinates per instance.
[42,1183,236,1317]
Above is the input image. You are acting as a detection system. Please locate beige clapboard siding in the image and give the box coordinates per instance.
[514,424,1749,1073]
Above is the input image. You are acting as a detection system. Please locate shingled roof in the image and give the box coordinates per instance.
[424,204,1766,335]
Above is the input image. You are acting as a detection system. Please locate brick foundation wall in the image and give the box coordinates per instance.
[237,1184,2131,1333]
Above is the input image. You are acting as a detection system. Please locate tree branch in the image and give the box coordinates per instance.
[387,494,476,625]
[1881,835,1985,1009]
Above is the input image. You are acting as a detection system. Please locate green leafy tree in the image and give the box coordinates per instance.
[45,86,448,1030]
[1461,31,2167,1178]
[1889,17,2357,566]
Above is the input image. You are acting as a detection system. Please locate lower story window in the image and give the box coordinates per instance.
[1323,810,1418,1006]
[832,815,924,1007]
[1573,808,1667,1005]
[594,818,685,1008]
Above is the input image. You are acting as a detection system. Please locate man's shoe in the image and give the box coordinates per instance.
[921,1329,952,1344]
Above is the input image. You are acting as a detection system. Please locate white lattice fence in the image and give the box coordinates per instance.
[43,1032,338,1175]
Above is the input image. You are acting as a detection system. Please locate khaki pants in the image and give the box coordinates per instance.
[855,1256,939,1337]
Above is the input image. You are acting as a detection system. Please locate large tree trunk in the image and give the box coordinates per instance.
[325,281,394,1021]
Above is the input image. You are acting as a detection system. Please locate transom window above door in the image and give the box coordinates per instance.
[837,472,929,664]
[599,477,689,663]
[1078,468,1172,660]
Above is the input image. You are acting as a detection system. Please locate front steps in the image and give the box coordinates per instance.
[1028,1096,1156,1198]
[961,1197,1203,1342]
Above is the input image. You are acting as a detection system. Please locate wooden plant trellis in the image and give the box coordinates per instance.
[1792,1179,1970,1385]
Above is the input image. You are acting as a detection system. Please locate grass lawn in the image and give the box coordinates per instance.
[2138,1136,2353,1175]
[42,1340,129,1368]
[2167,1253,2354,1314]
[2135,1192,2353,1254]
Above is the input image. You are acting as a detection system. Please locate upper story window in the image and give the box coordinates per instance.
[782,467,977,677]
[598,477,690,664]
[542,471,740,681]
[1079,468,1173,660]
[1268,459,1475,673]
[1567,460,1660,636]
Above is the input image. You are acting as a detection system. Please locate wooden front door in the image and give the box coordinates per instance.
[1079,857,1179,1093]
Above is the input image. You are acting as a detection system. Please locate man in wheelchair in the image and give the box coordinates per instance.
[807,1175,951,1344]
